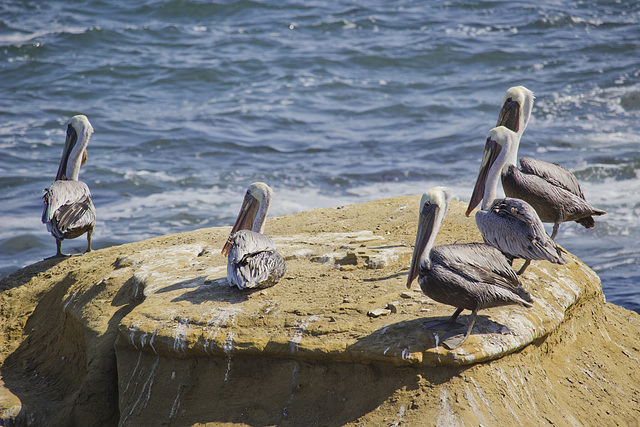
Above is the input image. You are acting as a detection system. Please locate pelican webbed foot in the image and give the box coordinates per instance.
[47,239,72,259]
[45,253,71,260]
[441,331,468,350]
[441,309,479,350]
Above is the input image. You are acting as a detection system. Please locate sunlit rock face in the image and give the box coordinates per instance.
[1,197,639,426]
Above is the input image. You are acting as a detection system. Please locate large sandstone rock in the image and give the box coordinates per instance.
[1,196,639,426]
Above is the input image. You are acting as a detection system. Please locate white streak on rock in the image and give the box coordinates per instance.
[172,318,190,354]
[289,315,322,354]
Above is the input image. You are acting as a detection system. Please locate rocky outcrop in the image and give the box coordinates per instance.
[1,196,639,426]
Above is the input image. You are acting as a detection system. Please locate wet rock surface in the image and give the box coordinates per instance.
[1,196,639,426]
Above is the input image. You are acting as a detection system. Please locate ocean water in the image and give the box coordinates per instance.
[1,0,639,313]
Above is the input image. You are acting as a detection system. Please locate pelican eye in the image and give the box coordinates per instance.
[506,97,513,102]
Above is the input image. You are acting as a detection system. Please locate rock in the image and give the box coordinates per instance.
[400,290,420,299]
[1,196,640,426]
[386,301,400,314]
[368,308,392,318]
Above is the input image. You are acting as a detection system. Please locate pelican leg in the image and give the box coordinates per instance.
[517,259,532,275]
[504,254,515,267]
[51,238,70,258]
[442,309,478,350]
[446,307,464,329]
[551,223,560,240]
[424,307,464,331]
[85,226,94,253]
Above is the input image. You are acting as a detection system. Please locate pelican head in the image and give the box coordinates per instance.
[222,182,274,256]
[496,86,534,136]
[407,186,451,289]
[466,126,519,216]
[56,115,94,181]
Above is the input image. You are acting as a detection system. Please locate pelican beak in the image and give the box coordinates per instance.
[222,192,260,256]
[496,99,520,133]
[55,124,78,181]
[466,137,502,216]
[407,203,438,288]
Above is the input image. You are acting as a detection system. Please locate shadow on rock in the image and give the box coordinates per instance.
[347,314,504,361]
[1,272,144,426]
[0,257,66,292]
[154,275,263,305]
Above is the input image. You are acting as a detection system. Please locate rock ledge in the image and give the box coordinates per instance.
[1,196,639,426]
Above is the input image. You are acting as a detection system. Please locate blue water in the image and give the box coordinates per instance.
[1,0,639,313]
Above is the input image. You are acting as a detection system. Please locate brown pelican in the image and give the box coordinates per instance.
[221,182,286,289]
[407,186,533,349]
[487,85,605,239]
[466,126,567,274]
[42,115,96,258]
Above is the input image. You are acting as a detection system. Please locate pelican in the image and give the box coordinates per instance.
[487,85,605,239]
[221,182,286,289]
[407,186,533,349]
[42,115,96,258]
[466,127,567,274]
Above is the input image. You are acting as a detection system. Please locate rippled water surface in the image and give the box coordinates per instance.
[1,0,639,313]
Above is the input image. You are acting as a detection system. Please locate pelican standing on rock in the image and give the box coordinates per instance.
[407,186,533,349]
[487,85,605,239]
[222,182,286,289]
[466,126,567,274]
[42,115,96,258]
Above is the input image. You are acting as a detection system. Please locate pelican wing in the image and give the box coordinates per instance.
[226,230,286,289]
[504,167,605,224]
[477,198,566,264]
[227,230,276,263]
[42,180,96,239]
[519,157,585,199]
[430,243,532,306]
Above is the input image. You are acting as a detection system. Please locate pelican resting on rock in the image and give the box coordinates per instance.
[488,85,605,239]
[407,186,533,349]
[42,115,96,258]
[222,182,286,289]
[466,126,567,274]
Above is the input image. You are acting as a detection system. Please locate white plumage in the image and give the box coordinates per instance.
[42,115,96,257]
[467,126,566,274]
[222,182,286,289]
[407,186,533,349]
[491,85,605,238]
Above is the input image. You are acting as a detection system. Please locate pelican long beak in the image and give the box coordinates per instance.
[55,124,78,181]
[496,99,520,133]
[221,193,260,256]
[466,138,502,216]
[407,203,438,288]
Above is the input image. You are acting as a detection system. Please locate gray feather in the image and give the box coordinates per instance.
[503,165,605,225]
[227,230,286,289]
[519,157,585,199]
[476,198,567,264]
[42,180,96,240]
[422,243,533,311]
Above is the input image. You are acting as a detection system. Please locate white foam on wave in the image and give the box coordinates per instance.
[122,170,190,185]
[535,82,640,129]
[0,26,93,46]
[578,176,640,230]
[271,180,474,217]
